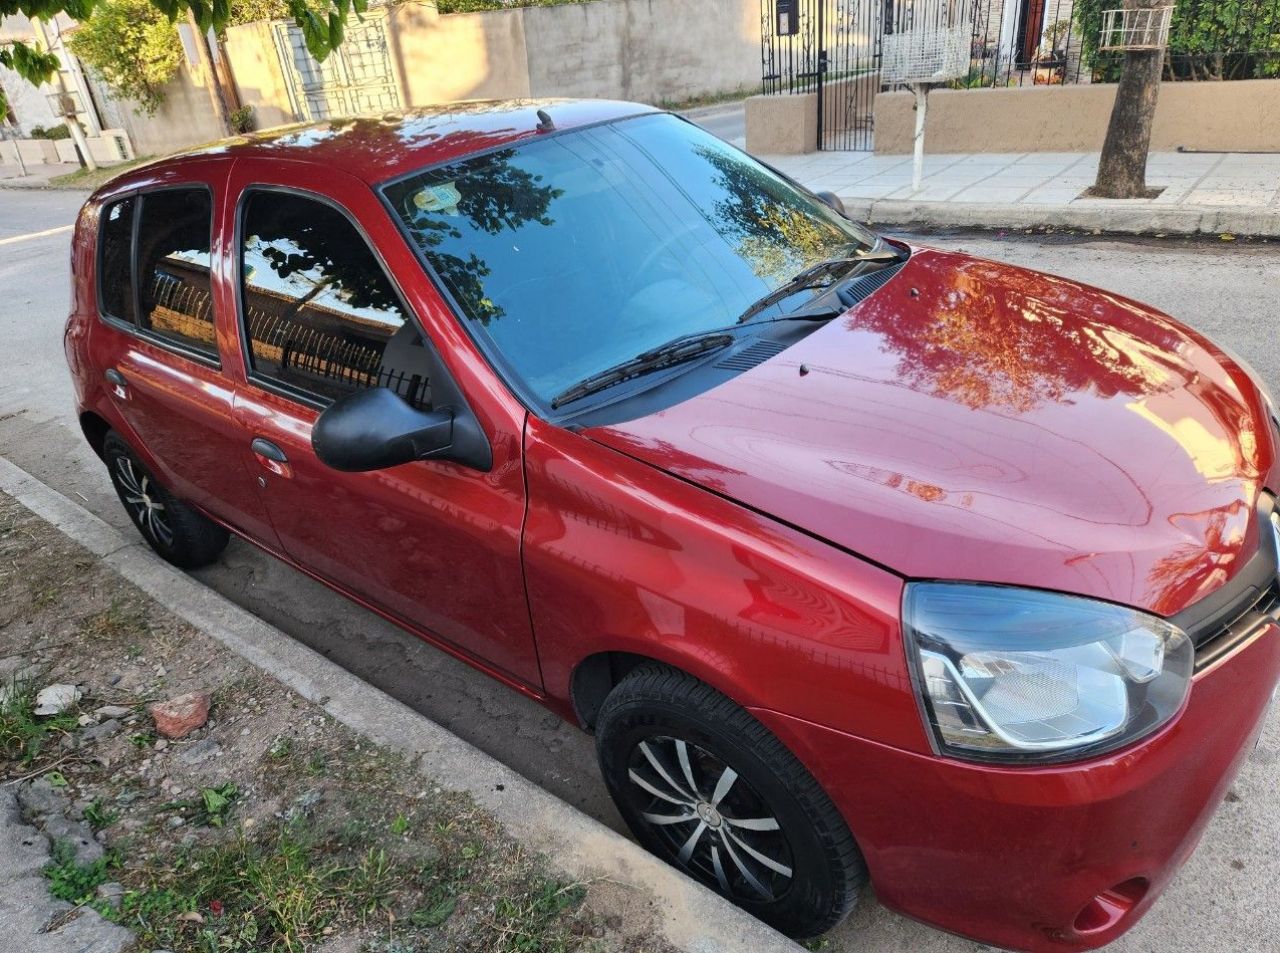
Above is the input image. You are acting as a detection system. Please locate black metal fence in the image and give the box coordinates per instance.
[761,0,1280,149]
[963,0,1280,88]
[760,0,885,150]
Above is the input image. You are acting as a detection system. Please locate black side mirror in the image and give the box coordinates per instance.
[816,190,848,217]
[313,387,455,472]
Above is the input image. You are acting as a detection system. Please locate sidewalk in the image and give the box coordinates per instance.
[0,455,802,953]
[762,149,1280,236]
[0,160,81,189]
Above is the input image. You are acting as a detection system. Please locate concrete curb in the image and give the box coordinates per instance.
[841,196,1280,237]
[0,455,802,953]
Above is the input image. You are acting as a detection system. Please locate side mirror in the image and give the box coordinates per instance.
[816,190,847,217]
[312,387,454,473]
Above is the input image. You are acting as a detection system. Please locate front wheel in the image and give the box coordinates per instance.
[103,431,229,569]
[595,666,865,938]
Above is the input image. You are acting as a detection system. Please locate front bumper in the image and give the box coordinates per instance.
[752,621,1280,952]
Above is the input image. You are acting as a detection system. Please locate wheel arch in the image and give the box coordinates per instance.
[79,410,112,459]
[569,647,759,732]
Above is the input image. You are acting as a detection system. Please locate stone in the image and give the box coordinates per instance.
[95,705,132,719]
[33,683,81,716]
[96,881,125,909]
[166,816,185,829]
[44,815,105,865]
[82,718,122,744]
[148,693,211,739]
[177,738,219,766]
[285,788,323,821]
[16,778,67,818]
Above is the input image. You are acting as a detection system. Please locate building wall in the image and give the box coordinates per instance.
[223,20,296,130]
[105,55,225,157]
[873,79,1280,154]
[519,0,761,105]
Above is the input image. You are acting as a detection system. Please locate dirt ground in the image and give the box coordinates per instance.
[0,491,676,953]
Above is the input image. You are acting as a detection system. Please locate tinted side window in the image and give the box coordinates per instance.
[136,189,218,360]
[99,197,135,323]
[239,191,430,408]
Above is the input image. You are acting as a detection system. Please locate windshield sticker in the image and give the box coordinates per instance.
[413,183,462,215]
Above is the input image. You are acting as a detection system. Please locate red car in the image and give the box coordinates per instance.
[64,101,1278,950]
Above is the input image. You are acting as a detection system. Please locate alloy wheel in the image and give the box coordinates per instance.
[113,456,174,548]
[625,734,794,902]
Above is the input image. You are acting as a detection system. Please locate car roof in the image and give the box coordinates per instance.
[99,99,660,194]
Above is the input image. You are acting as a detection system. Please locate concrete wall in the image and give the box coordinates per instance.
[106,62,225,156]
[745,90,818,154]
[388,3,532,104]
[520,0,761,105]
[874,79,1280,154]
[223,20,296,130]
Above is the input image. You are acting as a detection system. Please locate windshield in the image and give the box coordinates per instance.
[382,113,876,407]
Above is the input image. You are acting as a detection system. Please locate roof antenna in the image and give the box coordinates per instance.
[535,108,556,133]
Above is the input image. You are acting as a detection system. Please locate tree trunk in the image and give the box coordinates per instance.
[187,11,231,137]
[1091,3,1164,198]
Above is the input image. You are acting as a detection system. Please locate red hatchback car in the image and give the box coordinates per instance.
[65,101,1278,949]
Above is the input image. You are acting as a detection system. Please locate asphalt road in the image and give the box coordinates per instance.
[1,185,1277,953]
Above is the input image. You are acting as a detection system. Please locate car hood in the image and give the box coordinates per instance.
[585,248,1275,616]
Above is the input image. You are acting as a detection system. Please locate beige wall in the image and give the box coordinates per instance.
[745,91,818,154]
[223,21,296,130]
[106,56,225,157]
[874,79,1280,154]
[520,0,761,105]
[389,3,532,104]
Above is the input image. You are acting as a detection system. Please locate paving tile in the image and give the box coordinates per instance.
[949,185,1034,203]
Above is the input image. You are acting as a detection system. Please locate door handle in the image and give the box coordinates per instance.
[104,368,128,398]
[250,437,293,479]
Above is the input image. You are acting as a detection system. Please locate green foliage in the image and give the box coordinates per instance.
[44,839,112,904]
[1,0,361,94]
[229,103,254,132]
[437,0,592,13]
[29,122,71,138]
[0,677,79,766]
[66,0,181,115]
[158,781,239,826]
[1075,0,1280,80]
[84,798,119,831]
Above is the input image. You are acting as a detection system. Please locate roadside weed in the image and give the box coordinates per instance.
[0,676,78,765]
[44,839,111,904]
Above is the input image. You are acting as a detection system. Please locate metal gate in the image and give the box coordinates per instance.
[760,0,884,150]
[273,14,402,122]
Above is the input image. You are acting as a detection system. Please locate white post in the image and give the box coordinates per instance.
[911,83,928,194]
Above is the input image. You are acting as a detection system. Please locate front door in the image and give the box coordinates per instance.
[224,168,540,687]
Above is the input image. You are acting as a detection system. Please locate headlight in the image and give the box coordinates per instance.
[904,583,1193,764]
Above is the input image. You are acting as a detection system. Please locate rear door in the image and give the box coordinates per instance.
[224,160,540,688]
[89,163,278,545]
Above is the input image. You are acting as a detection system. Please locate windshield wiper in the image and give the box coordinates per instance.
[551,332,734,410]
[733,242,908,327]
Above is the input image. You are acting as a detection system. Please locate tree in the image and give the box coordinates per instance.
[1090,0,1166,199]
[65,0,182,115]
[0,0,360,115]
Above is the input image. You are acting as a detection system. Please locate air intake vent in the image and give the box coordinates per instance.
[837,261,906,308]
[715,339,788,372]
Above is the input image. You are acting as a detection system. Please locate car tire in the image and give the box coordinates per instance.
[595,665,865,938]
[103,431,229,569]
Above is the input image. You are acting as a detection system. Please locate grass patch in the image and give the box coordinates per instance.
[658,85,755,113]
[44,838,111,905]
[0,676,78,765]
[49,156,153,191]
[110,816,589,953]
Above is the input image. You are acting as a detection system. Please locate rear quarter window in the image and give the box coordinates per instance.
[98,197,136,324]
